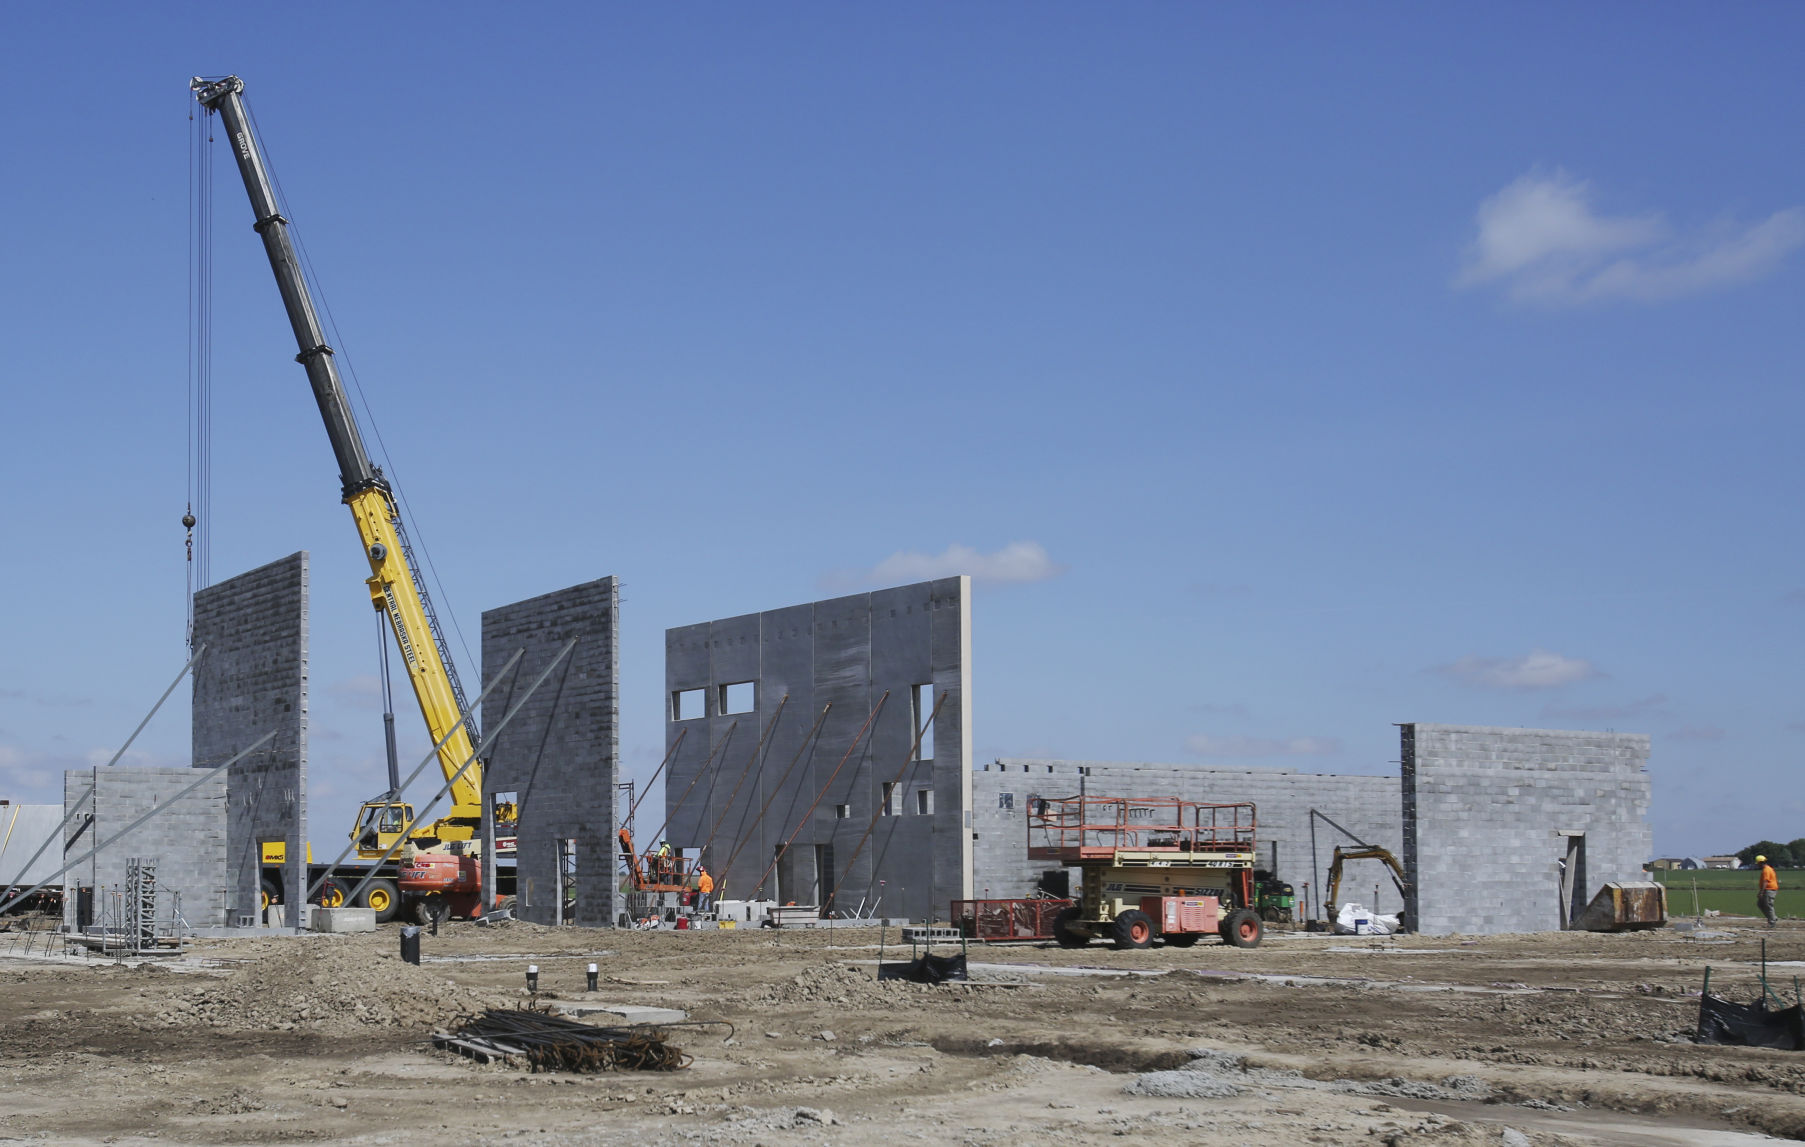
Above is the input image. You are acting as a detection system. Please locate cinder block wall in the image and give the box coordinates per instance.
[63,768,229,929]
[973,760,1401,918]
[191,553,308,925]
[665,577,972,924]
[482,577,620,928]
[1401,724,1652,935]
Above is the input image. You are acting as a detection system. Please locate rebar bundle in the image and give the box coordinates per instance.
[449,1008,731,1073]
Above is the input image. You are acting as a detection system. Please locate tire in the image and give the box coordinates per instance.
[1259,907,1281,924]
[260,879,281,913]
[412,893,447,925]
[1051,905,1092,949]
[313,878,347,909]
[1110,908,1155,951]
[497,895,518,913]
[1223,907,1263,949]
[359,878,400,924]
[1164,933,1200,948]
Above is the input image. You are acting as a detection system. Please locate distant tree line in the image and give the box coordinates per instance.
[1737,841,1805,867]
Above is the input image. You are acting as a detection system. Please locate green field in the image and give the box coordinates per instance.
[1653,868,1805,919]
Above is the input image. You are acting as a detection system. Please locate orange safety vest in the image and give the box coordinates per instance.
[698,871,714,895]
[1761,865,1779,891]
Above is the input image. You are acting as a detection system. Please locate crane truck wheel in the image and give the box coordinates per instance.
[1223,908,1263,949]
[1051,905,1092,949]
[1110,908,1155,950]
[314,878,347,909]
[358,879,400,924]
[259,879,281,913]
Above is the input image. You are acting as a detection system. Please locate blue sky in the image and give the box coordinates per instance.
[1,5,1799,859]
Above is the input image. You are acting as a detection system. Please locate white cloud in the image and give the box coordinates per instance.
[1438,649,1599,690]
[1457,170,1805,304]
[1184,734,1341,758]
[827,541,1065,591]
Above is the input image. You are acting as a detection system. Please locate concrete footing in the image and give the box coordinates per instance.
[312,908,376,933]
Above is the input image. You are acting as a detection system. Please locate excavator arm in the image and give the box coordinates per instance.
[1324,845,1411,919]
[192,76,483,823]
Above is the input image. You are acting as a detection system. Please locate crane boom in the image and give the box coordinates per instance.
[192,75,483,820]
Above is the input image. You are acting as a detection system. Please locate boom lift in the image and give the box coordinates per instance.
[193,76,504,922]
[1027,796,1264,949]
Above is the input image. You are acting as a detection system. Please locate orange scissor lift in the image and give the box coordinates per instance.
[1027,796,1264,950]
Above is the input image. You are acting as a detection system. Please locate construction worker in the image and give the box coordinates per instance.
[655,839,672,883]
[696,865,714,913]
[1758,855,1780,927]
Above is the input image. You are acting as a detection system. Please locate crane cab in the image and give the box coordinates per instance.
[352,800,415,859]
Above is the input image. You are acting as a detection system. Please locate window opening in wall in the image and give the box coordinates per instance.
[671,688,706,721]
[913,683,936,760]
[998,792,1015,811]
[917,788,934,815]
[835,804,851,819]
[719,681,755,715]
[881,783,899,817]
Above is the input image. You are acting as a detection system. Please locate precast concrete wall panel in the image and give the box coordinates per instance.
[1400,724,1653,935]
[973,760,1400,917]
[665,577,971,924]
[482,577,620,928]
[191,552,308,926]
[63,768,228,929]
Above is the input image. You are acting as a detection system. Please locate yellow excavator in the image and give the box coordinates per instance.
[1324,844,1411,928]
[195,76,505,923]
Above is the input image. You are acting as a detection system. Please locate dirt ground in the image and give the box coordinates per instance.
[4,915,1805,1146]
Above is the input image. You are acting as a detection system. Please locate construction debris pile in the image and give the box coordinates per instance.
[444,1008,724,1072]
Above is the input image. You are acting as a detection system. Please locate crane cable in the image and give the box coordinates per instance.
[184,86,216,643]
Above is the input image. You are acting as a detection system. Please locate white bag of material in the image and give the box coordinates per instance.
[1334,902,1401,936]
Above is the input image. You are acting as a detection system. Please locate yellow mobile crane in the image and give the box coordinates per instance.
[193,76,501,922]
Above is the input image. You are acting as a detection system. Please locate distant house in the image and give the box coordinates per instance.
[1702,855,1740,869]
[1648,858,1690,871]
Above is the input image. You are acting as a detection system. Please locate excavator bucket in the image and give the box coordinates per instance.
[1574,881,1667,932]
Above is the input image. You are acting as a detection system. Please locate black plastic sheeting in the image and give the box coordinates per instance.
[1696,993,1805,1050]
[877,953,969,984]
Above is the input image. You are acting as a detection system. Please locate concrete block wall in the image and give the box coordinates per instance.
[482,577,620,928]
[665,577,972,924]
[63,768,229,929]
[973,760,1401,918]
[1400,723,1652,935]
[191,553,308,926]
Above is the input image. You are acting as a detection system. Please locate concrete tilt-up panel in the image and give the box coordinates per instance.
[191,552,308,926]
[482,577,620,928]
[665,576,972,924]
